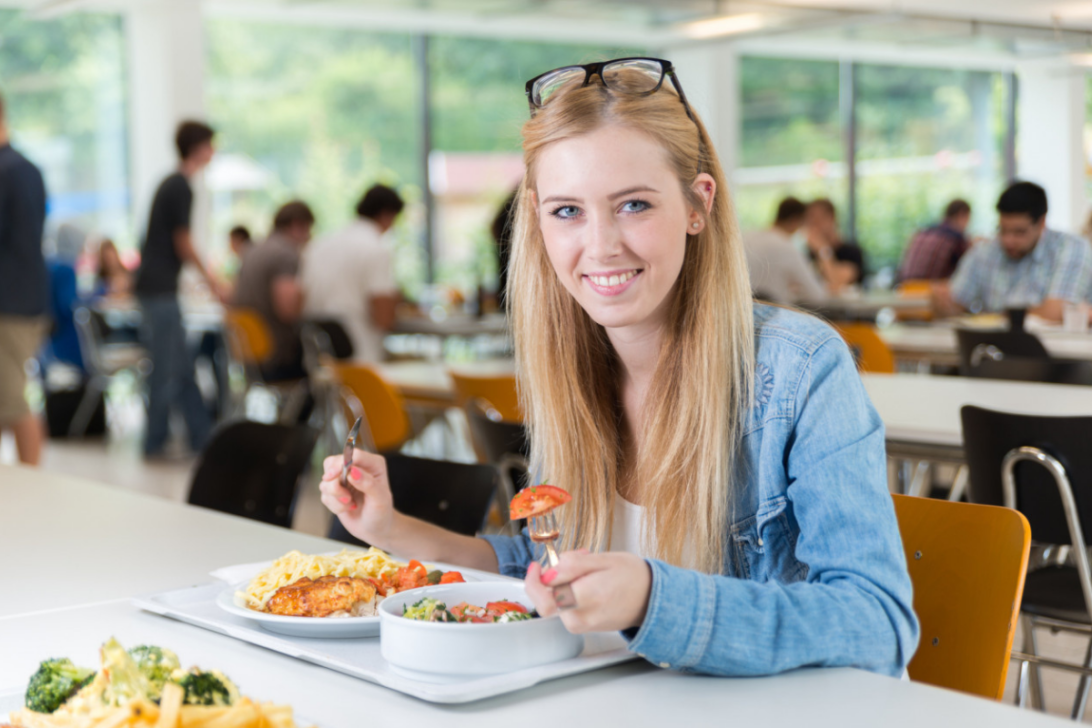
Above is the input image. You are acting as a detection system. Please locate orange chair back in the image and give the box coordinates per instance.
[834,322,896,374]
[224,308,273,365]
[334,363,412,453]
[892,494,1030,700]
[895,279,936,322]
[449,371,521,423]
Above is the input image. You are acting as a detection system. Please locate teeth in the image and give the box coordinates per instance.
[590,270,637,287]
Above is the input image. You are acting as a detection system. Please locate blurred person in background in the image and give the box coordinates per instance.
[805,198,866,294]
[938,181,1092,322]
[43,223,87,373]
[235,200,315,380]
[897,199,971,282]
[301,185,402,363]
[134,120,222,458]
[93,239,132,299]
[0,91,49,465]
[743,196,826,305]
[229,225,252,262]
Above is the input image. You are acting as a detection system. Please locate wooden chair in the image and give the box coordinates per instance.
[892,493,1031,700]
[333,362,412,454]
[896,279,935,322]
[223,307,273,367]
[449,371,521,423]
[834,322,896,374]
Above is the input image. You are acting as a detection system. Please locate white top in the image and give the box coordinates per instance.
[609,495,647,556]
[743,227,827,305]
[300,218,397,363]
[862,373,1092,447]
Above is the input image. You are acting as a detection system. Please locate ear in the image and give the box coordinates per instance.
[687,173,716,233]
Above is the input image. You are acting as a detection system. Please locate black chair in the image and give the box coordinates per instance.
[310,318,354,359]
[465,398,528,534]
[188,421,319,528]
[961,405,1092,717]
[328,453,498,546]
[956,328,1049,378]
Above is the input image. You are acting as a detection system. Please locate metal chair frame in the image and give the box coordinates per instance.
[70,306,149,437]
[1006,446,1092,719]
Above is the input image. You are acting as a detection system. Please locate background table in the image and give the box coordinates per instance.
[375,359,514,407]
[879,323,1092,368]
[0,466,1072,726]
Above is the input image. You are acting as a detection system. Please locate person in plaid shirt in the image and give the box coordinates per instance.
[940,182,1092,323]
[898,199,970,281]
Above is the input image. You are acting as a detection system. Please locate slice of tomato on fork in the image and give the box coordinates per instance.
[509,484,572,520]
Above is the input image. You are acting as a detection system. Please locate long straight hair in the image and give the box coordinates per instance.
[508,74,753,573]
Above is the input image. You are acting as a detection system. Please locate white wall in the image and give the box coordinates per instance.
[126,0,209,248]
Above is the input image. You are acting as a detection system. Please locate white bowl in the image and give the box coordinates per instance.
[378,582,584,681]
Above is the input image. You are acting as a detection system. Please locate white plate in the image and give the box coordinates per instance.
[216,583,383,638]
[216,563,482,638]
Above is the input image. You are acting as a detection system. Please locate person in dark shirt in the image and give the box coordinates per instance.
[135,120,223,458]
[898,199,971,282]
[44,223,87,372]
[805,198,867,294]
[0,92,49,464]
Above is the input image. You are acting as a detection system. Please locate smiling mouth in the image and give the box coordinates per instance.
[585,270,640,287]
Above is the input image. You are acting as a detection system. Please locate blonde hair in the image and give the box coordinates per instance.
[508,70,754,573]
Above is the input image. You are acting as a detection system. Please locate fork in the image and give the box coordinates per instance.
[528,510,577,610]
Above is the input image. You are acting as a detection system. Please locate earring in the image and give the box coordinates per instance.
[691,222,700,229]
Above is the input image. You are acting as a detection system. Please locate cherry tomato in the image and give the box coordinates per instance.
[509,484,572,520]
[439,571,465,584]
[406,560,428,577]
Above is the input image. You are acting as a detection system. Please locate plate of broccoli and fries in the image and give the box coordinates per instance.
[2,638,313,728]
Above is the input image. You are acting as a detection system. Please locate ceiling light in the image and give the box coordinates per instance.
[680,13,766,40]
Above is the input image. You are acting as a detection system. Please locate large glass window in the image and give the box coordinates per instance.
[0,10,128,249]
[736,57,844,233]
[428,38,643,297]
[855,64,1006,274]
[204,20,425,294]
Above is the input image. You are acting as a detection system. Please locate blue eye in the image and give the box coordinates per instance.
[550,205,581,219]
[621,199,651,214]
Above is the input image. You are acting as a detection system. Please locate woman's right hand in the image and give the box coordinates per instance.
[319,449,397,548]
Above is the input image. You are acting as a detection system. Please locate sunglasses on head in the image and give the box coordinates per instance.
[524,57,695,122]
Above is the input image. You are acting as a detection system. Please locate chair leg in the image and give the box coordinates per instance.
[908,461,931,498]
[1023,614,1044,710]
[1016,659,1030,708]
[947,465,969,502]
[68,377,105,438]
[1071,636,1092,720]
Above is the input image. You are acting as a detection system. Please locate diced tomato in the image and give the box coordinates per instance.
[438,571,465,584]
[509,484,572,520]
[470,615,494,623]
[448,602,471,621]
[485,600,528,615]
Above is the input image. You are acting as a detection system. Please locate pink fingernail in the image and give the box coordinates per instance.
[350,467,363,480]
[541,568,557,584]
[348,502,358,510]
[338,496,350,504]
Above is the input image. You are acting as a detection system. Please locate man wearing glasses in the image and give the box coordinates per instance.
[938,181,1092,323]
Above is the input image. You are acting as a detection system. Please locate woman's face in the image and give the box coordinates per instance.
[534,124,712,338]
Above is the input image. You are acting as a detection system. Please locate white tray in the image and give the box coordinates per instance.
[133,582,638,704]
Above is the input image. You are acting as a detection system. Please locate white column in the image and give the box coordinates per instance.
[663,42,740,188]
[126,0,208,248]
[1016,60,1086,233]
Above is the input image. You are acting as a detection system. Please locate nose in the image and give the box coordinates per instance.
[584,209,624,262]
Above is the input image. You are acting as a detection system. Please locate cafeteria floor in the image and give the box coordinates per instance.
[2,409,1092,721]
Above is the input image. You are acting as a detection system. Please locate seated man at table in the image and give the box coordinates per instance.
[301,185,403,363]
[743,196,827,305]
[939,181,1092,323]
[898,199,971,282]
[233,200,315,380]
[805,198,866,294]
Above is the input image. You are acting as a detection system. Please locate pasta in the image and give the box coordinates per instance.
[240,548,403,610]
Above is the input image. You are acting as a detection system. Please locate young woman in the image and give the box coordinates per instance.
[319,58,918,677]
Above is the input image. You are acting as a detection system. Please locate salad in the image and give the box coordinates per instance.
[402,597,537,623]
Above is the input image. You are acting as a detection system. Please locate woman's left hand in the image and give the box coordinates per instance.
[524,551,652,633]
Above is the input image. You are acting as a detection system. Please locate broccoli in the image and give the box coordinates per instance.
[175,669,238,707]
[127,646,180,702]
[100,638,154,708]
[24,658,96,713]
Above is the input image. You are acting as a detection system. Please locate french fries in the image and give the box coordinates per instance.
[9,685,308,728]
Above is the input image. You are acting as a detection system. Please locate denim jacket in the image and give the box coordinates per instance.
[482,303,919,677]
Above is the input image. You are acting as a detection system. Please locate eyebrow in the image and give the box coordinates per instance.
[540,186,660,205]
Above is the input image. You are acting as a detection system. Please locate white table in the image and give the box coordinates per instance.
[862,373,1092,453]
[806,291,930,320]
[0,466,1070,726]
[879,323,1092,367]
[374,359,515,405]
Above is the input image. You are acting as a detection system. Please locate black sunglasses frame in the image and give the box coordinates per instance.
[524,57,695,123]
